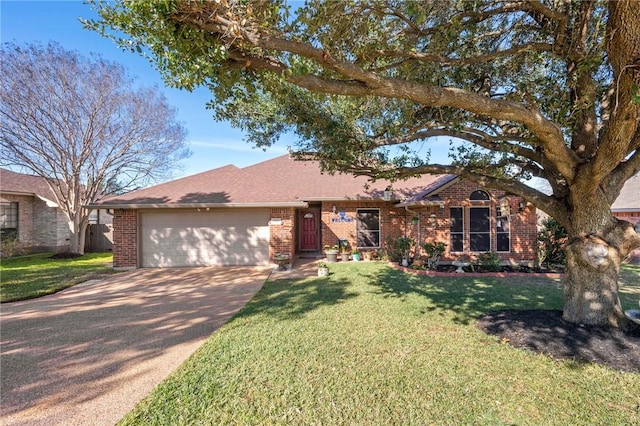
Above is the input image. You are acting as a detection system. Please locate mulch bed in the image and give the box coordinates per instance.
[50,252,83,259]
[477,309,640,373]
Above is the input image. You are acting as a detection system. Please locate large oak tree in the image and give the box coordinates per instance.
[1,42,189,254]
[90,0,639,327]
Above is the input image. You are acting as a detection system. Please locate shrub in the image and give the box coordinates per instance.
[421,241,446,270]
[476,251,501,272]
[537,217,568,268]
[0,237,30,258]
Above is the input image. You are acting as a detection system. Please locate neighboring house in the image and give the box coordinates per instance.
[94,155,538,269]
[612,174,640,264]
[0,168,70,253]
[0,168,113,254]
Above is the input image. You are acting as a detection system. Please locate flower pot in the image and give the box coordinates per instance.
[318,267,329,277]
[352,253,361,261]
[325,251,338,263]
[341,252,351,262]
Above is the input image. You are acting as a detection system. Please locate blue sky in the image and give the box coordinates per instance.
[1,0,291,179]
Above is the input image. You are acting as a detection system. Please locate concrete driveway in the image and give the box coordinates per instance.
[1,266,270,426]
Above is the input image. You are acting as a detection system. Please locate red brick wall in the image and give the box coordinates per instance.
[320,201,404,252]
[112,209,137,268]
[315,180,537,264]
[269,208,295,260]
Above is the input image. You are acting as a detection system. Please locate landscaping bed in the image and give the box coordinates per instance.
[478,309,640,373]
[392,262,564,279]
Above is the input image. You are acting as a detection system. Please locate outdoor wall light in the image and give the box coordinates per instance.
[429,213,437,227]
[383,187,392,201]
[332,205,337,214]
[519,201,526,212]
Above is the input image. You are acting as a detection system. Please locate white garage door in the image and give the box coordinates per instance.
[140,209,270,267]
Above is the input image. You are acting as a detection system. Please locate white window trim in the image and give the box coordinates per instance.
[496,206,511,253]
[469,206,491,253]
[356,208,381,249]
[450,206,464,252]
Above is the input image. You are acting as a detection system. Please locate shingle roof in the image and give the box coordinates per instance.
[96,155,456,208]
[0,168,58,203]
[612,174,640,211]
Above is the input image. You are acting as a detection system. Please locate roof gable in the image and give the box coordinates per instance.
[0,168,58,203]
[612,174,640,211]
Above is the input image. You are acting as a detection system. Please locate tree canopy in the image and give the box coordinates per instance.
[89,0,640,327]
[0,42,190,253]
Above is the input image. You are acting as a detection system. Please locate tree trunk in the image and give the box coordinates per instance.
[68,216,88,255]
[563,218,640,328]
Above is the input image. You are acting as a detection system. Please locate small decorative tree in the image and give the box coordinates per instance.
[421,241,446,270]
[396,236,415,266]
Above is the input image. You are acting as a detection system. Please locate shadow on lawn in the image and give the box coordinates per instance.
[238,275,358,320]
[367,265,640,372]
[363,265,563,326]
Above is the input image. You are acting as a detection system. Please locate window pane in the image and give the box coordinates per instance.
[469,190,490,201]
[469,208,490,232]
[469,207,490,251]
[357,209,380,231]
[357,231,380,248]
[0,202,18,229]
[357,209,380,248]
[470,233,490,252]
[450,234,464,252]
[497,233,510,252]
[450,207,463,232]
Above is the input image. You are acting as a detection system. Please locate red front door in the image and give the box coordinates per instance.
[299,209,319,251]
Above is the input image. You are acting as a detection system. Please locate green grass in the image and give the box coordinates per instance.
[119,262,640,425]
[620,263,640,307]
[0,252,115,302]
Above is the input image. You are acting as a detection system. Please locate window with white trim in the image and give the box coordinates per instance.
[496,206,510,252]
[0,202,18,240]
[449,207,464,252]
[356,209,380,248]
[469,207,490,252]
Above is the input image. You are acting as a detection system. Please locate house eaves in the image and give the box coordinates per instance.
[35,194,59,208]
[396,197,446,208]
[0,190,59,208]
[85,201,309,210]
[395,176,459,207]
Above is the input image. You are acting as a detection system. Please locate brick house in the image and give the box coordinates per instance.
[94,155,538,269]
[612,174,640,263]
[0,168,70,253]
[0,168,113,254]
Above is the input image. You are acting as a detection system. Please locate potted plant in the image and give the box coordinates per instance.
[324,244,339,263]
[339,240,351,261]
[273,253,290,271]
[317,261,329,277]
[352,248,362,261]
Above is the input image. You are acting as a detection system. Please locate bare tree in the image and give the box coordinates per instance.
[1,42,189,254]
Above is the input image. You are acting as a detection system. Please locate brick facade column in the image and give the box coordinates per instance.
[113,209,137,268]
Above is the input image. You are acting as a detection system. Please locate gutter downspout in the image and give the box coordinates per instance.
[405,206,420,255]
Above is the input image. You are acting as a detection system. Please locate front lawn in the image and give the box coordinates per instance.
[0,252,114,302]
[120,262,640,425]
